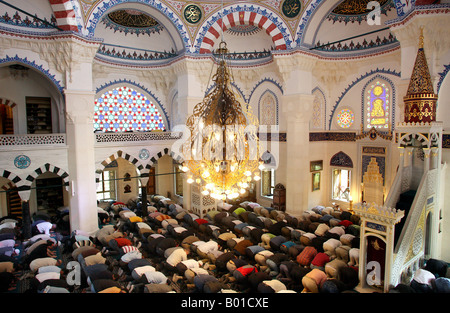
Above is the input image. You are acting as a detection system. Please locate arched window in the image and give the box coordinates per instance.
[94,86,166,132]
[330,151,353,202]
[365,80,390,130]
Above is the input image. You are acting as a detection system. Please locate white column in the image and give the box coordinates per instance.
[282,93,315,217]
[65,90,99,234]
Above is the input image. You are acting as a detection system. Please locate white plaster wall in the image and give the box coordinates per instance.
[155,154,174,198]
[0,67,64,134]
[0,0,54,21]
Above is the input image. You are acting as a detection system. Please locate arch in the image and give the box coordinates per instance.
[100,150,145,172]
[294,0,327,46]
[258,90,279,126]
[0,169,22,188]
[328,68,400,130]
[49,0,80,32]
[330,151,353,168]
[0,55,64,95]
[145,147,184,170]
[312,87,326,130]
[196,5,291,54]
[437,63,450,94]
[23,163,69,191]
[95,79,170,130]
[399,133,430,148]
[85,0,188,51]
[248,78,283,103]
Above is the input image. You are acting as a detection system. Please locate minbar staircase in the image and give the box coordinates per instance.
[394,190,416,248]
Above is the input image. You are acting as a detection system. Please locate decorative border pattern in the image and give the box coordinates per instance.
[95,131,182,143]
[0,11,57,29]
[0,55,64,94]
[96,79,171,129]
[328,68,400,130]
[248,78,284,105]
[0,134,66,146]
[309,132,356,142]
[437,63,450,94]
[294,0,324,46]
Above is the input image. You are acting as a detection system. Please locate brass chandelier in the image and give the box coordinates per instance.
[180,41,262,201]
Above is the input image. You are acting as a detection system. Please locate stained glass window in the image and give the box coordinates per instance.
[337,109,354,128]
[94,86,165,132]
[366,81,389,129]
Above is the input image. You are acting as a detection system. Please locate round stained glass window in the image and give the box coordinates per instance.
[337,109,355,129]
[94,86,165,132]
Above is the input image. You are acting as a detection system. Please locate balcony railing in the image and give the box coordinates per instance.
[0,133,66,147]
[0,132,183,149]
[95,131,182,144]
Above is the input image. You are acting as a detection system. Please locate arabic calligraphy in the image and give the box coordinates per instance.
[184,4,202,24]
[282,0,301,19]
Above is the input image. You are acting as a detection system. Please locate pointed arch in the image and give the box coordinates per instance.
[330,151,353,168]
[258,90,279,126]
[196,5,291,54]
[362,74,396,131]
[23,163,70,191]
[312,87,326,130]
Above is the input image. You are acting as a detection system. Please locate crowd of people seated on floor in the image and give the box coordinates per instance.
[0,194,449,293]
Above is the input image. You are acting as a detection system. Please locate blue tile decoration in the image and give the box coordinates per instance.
[139,148,150,160]
[96,79,171,130]
[0,11,57,29]
[437,63,450,94]
[14,155,31,169]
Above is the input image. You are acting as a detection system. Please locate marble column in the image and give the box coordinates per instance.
[65,89,99,234]
[282,93,315,217]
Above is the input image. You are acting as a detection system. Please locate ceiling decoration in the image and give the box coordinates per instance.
[107,9,159,28]
[101,9,164,36]
[281,0,302,19]
[331,0,391,15]
[327,0,395,24]
[183,4,203,24]
[227,25,261,36]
